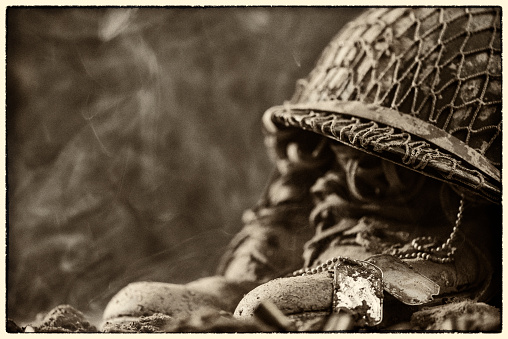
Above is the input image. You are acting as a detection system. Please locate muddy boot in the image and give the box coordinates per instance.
[234,162,500,330]
[101,276,258,329]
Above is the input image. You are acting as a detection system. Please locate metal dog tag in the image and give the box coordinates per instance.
[367,254,440,305]
[333,257,384,327]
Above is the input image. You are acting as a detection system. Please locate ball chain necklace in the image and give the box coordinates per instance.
[286,189,464,326]
[291,196,465,278]
[390,196,464,264]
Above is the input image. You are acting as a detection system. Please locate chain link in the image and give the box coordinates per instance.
[390,197,464,264]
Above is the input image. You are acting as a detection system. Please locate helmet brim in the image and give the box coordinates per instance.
[263,100,501,203]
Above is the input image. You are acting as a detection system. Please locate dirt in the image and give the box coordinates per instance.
[8,305,97,333]
[8,298,501,333]
[9,305,273,333]
[410,299,501,331]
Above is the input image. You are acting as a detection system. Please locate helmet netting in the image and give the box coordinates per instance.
[293,7,501,168]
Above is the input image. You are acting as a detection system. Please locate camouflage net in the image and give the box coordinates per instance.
[280,7,501,202]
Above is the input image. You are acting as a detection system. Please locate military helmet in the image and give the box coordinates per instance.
[263,7,501,203]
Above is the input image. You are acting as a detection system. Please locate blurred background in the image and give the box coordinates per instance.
[6,6,364,324]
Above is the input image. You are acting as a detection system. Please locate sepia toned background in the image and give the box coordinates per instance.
[6,6,364,324]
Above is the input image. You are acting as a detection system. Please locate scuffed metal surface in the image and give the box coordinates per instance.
[333,258,383,326]
[367,254,440,305]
